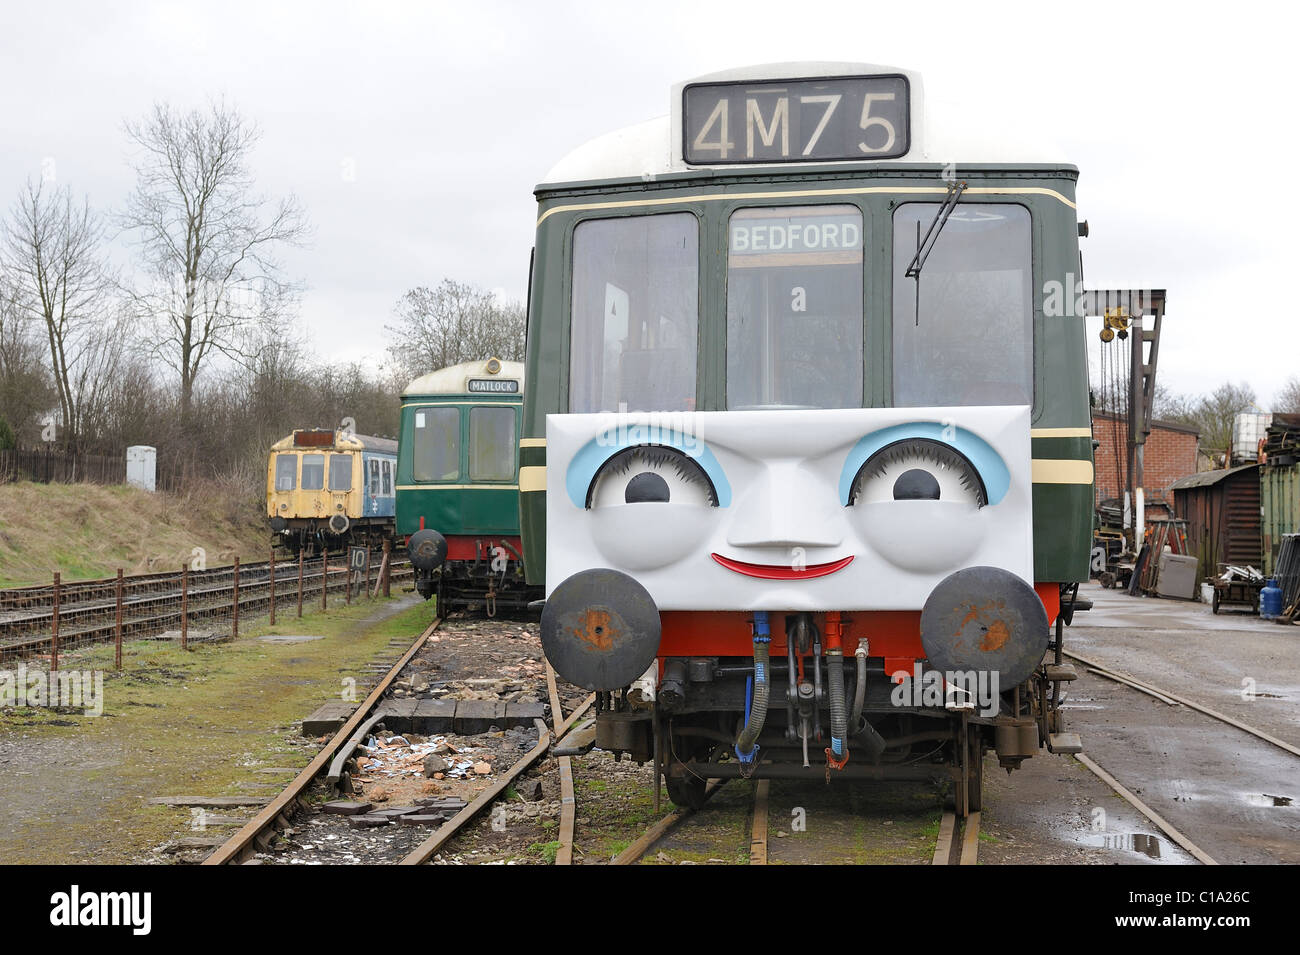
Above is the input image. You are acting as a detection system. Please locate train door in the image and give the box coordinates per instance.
[329,452,353,521]
[270,451,298,517]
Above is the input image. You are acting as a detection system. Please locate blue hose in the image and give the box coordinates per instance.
[735,611,771,764]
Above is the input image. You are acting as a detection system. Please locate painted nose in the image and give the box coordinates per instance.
[725,461,843,549]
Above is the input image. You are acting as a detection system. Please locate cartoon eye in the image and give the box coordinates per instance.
[846,438,989,573]
[584,445,721,571]
[848,439,987,507]
[588,446,719,509]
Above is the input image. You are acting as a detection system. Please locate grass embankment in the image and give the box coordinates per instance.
[0,595,435,864]
[0,481,270,587]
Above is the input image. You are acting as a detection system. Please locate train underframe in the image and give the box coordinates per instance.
[578,602,1082,817]
[271,516,393,556]
[409,533,541,615]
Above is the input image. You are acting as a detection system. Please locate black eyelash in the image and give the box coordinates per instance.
[586,445,719,508]
[849,439,988,507]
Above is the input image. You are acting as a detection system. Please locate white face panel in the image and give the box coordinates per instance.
[545,406,1033,611]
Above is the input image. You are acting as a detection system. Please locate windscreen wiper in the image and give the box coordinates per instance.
[905,179,966,278]
[906,179,966,326]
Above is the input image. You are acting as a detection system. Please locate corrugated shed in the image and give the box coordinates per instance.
[1261,462,1300,575]
[1173,464,1261,580]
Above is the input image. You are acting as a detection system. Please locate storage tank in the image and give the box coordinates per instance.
[1232,412,1272,464]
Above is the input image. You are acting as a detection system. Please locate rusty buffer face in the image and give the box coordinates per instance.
[919,565,1048,688]
[541,568,662,691]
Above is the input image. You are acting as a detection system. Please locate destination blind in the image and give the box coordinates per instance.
[683,74,909,164]
[467,378,520,394]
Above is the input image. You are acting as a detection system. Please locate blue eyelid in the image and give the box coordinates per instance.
[838,423,1011,506]
[565,429,731,509]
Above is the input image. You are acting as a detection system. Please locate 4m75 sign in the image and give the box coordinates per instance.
[683,74,910,164]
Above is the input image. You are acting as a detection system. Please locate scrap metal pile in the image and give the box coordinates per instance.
[1261,413,1300,462]
[1273,535,1300,619]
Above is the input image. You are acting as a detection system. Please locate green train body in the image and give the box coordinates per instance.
[396,359,540,612]
[518,64,1096,810]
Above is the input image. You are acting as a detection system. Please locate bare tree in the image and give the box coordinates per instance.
[0,279,52,443]
[1187,382,1259,462]
[1150,381,1196,424]
[118,99,309,429]
[1276,376,1300,414]
[384,279,525,382]
[1,179,116,451]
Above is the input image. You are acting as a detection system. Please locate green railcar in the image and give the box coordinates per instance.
[521,63,1096,811]
[396,359,539,613]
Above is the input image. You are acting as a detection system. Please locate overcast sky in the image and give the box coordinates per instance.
[1,1,1294,405]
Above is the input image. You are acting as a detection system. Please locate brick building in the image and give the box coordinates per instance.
[1092,411,1200,519]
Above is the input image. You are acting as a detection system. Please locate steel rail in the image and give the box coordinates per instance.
[611,780,725,865]
[546,662,577,866]
[203,615,441,865]
[1074,753,1218,865]
[932,809,959,865]
[931,806,980,865]
[960,810,981,866]
[749,779,770,865]
[1064,649,1300,759]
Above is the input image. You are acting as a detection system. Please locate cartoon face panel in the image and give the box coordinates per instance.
[545,406,1033,611]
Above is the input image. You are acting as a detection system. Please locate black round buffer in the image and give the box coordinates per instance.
[920,565,1049,690]
[541,568,662,692]
[407,528,448,571]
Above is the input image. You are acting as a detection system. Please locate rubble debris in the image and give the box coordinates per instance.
[516,778,544,801]
[423,754,449,777]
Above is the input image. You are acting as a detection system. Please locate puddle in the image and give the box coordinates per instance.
[259,634,326,644]
[1081,831,1168,859]
[1244,793,1294,807]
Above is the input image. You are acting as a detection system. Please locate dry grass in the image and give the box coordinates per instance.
[0,479,271,586]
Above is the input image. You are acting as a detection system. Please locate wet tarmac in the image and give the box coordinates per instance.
[1011,582,1300,865]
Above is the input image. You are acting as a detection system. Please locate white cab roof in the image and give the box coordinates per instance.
[403,359,525,397]
[541,62,1068,187]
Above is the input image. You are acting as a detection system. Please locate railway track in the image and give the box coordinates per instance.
[189,620,1297,867]
[398,683,594,866]
[610,775,984,866]
[1054,648,1300,866]
[205,614,441,864]
[0,555,413,659]
[203,614,594,866]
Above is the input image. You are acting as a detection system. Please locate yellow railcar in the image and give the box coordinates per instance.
[266,429,397,553]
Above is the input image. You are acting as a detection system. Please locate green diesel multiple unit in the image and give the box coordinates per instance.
[520,63,1096,812]
[396,359,538,613]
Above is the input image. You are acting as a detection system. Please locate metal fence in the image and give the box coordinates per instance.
[0,446,126,485]
[0,546,414,668]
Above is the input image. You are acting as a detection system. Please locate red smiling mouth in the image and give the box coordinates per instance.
[710,553,855,580]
